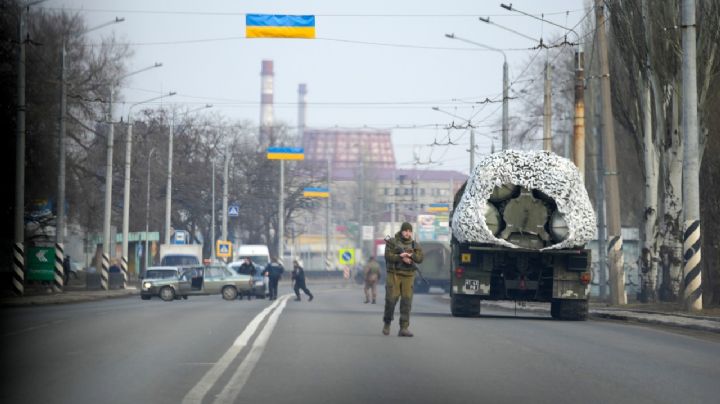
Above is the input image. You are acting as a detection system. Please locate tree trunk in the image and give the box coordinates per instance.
[659,84,684,301]
[640,76,659,302]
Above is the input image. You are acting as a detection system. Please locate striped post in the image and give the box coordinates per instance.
[101,253,109,291]
[683,220,702,310]
[120,255,128,289]
[54,243,65,292]
[607,235,627,304]
[325,258,332,271]
[12,242,24,296]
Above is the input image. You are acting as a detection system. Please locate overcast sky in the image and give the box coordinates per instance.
[43,0,588,175]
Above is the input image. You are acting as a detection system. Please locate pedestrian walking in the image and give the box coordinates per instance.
[363,256,381,304]
[264,256,284,300]
[63,255,72,286]
[382,222,423,337]
[291,259,314,302]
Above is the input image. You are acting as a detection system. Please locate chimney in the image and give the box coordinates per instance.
[260,60,274,147]
[298,83,307,139]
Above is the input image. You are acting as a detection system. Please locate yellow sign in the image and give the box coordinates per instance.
[338,248,355,265]
[461,253,472,263]
[216,240,232,258]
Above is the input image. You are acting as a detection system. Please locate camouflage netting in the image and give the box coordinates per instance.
[452,150,596,250]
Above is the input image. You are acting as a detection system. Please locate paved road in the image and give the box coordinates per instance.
[2,285,719,404]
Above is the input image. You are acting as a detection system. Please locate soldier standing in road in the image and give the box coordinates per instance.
[363,256,381,304]
[383,222,423,337]
[264,256,284,300]
[291,259,314,302]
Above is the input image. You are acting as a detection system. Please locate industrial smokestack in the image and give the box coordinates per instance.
[298,83,307,139]
[260,60,274,147]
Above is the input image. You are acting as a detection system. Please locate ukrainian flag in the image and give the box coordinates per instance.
[428,203,450,212]
[267,147,305,160]
[303,187,329,198]
[246,14,316,39]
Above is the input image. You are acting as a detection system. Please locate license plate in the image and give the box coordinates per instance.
[465,279,479,291]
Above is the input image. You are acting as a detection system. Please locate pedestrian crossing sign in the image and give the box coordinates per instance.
[216,240,232,258]
[228,205,239,217]
[338,248,355,265]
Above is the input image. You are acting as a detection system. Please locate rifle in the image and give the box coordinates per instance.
[384,235,430,286]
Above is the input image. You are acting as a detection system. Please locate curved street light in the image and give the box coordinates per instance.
[101,62,162,290]
[121,91,176,287]
[445,33,509,151]
[165,103,213,245]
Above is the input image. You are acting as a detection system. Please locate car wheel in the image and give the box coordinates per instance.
[141,295,151,300]
[222,286,238,301]
[159,286,175,302]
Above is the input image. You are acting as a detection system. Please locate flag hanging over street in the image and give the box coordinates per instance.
[246,14,316,39]
[303,187,329,198]
[267,147,305,160]
[428,203,450,212]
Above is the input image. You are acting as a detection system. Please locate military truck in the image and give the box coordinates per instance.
[414,240,451,293]
[450,150,596,320]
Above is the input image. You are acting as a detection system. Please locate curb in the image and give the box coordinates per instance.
[0,289,139,308]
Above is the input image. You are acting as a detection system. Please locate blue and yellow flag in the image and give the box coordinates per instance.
[428,203,449,212]
[246,14,315,39]
[303,187,329,198]
[267,147,305,160]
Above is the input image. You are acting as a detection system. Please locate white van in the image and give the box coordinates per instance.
[235,244,270,267]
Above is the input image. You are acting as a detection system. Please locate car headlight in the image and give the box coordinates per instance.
[143,282,152,289]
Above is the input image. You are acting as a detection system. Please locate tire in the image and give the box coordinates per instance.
[140,295,151,300]
[222,286,238,301]
[451,293,481,317]
[551,299,588,321]
[159,286,175,302]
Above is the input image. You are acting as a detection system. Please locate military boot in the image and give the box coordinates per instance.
[382,323,390,336]
[398,328,414,337]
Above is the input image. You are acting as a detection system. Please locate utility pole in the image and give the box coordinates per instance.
[595,0,625,305]
[13,3,29,296]
[680,0,702,311]
[211,162,216,262]
[165,112,174,245]
[222,145,230,245]
[278,160,284,262]
[326,156,332,270]
[573,50,586,178]
[543,62,553,151]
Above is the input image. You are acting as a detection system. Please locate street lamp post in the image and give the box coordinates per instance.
[122,91,175,288]
[145,147,156,271]
[101,62,162,291]
[445,33,509,151]
[165,104,212,245]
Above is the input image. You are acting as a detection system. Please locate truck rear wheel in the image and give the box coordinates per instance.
[551,299,588,321]
[451,293,481,317]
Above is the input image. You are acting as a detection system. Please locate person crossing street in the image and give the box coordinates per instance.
[291,259,314,302]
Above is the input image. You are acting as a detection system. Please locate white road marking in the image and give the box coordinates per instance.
[182,295,290,404]
[213,296,290,404]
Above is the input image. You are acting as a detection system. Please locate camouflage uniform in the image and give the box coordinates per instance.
[363,258,381,303]
[383,223,423,336]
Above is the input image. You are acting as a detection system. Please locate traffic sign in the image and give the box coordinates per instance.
[338,248,355,265]
[228,205,239,217]
[216,240,232,258]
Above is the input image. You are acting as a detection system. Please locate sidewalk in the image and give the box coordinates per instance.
[479,300,720,334]
[0,284,139,308]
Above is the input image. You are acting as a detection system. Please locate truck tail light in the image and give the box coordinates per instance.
[454,267,465,279]
[579,272,591,285]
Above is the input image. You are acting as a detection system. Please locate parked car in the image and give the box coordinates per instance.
[140,264,254,302]
[227,260,266,299]
[140,266,182,300]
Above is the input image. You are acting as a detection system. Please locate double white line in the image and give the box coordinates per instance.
[183,294,291,404]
